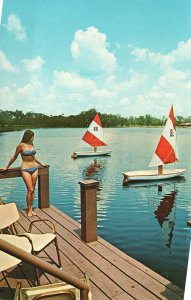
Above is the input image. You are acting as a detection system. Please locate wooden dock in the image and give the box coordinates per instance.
[0,205,184,300]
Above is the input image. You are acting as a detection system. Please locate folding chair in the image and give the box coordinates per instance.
[0,203,62,284]
[0,234,32,281]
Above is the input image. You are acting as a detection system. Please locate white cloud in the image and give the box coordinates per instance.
[71,26,116,74]
[158,67,189,88]
[22,56,45,73]
[17,81,43,98]
[130,46,175,66]
[91,88,112,99]
[0,78,47,112]
[130,37,191,68]
[46,69,150,115]
[0,50,17,72]
[52,71,96,90]
[44,71,98,114]
[105,71,147,93]
[2,23,191,117]
[120,97,129,105]
[125,36,191,116]
[172,38,191,61]
[11,79,46,112]
[130,47,148,61]
[115,42,121,50]
[0,86,16,110]
[4,13,26,41]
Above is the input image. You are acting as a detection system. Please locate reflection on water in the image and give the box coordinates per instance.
[154,189,177,250]
[124,178,185,250]
[83,159,103,178]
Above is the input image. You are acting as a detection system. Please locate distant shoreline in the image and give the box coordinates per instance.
[1,109,190,129]
[1,124,190,133]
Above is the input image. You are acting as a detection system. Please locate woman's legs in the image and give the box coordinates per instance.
[31,170,38,215]
[22,170,38,217]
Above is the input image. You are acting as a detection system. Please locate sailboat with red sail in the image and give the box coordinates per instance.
[71,113,112,158]
[123,105,186,182]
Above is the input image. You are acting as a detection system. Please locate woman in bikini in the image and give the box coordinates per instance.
[2,130,47,217]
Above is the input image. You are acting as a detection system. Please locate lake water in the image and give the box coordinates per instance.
[0,127,191,289]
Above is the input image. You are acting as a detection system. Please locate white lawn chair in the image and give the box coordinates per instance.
[0,238,92,300]
[0,203,62,284]
[0,234,32,279]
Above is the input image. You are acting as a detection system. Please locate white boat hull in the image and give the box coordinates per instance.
[123,169,186,182]
[72,150,112,158]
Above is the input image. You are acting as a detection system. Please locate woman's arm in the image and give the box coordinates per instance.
[1,144,22,171]
[35,157,48,167]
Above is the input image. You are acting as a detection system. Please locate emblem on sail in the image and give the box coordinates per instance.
[149,106,179,167]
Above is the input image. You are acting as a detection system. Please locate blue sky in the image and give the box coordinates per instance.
[1,0,191,117]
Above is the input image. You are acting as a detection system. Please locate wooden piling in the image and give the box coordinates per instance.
[38,166,50,208]
[79,179,98,243]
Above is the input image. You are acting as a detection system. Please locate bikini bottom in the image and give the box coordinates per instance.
[22,166,38,174]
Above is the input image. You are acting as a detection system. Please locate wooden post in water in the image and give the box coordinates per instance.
[79,179,98,243]
[38,166,50,209]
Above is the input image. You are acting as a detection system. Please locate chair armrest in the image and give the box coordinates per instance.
[83,273,92,300]
[14,281,22,300]
[28,219,56,233]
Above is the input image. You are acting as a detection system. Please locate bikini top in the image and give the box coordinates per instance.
[21,144,36,156]
[22,149,36,156]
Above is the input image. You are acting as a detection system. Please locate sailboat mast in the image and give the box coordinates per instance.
[158,165,163,174]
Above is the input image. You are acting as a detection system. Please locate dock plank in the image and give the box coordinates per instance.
[41,206,183,300]
[25,209,130,299]
[19,211,122,299]
[0,205,184,300]
[45,206,184,299]
[37,208,157,299]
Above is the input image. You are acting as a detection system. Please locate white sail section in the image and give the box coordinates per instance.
[87,120,104,142]
[162,117,177,154]
[149,153,164,167]
[149,105,178,167]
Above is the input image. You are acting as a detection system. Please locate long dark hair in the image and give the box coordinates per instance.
[21,130,34,143]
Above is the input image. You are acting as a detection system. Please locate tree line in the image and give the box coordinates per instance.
[0,109,190,129]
